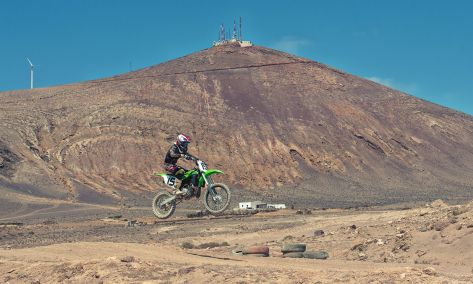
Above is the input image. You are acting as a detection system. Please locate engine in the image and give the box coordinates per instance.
[181,185,194,199]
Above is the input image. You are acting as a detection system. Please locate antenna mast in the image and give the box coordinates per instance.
[220,23,225,41]
[212,18,252,47]
[239,16,242,40]
[233,19,237,39]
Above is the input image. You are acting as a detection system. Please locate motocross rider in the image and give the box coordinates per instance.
[163,134,196,194]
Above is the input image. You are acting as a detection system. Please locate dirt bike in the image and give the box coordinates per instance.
[152,155,231,219]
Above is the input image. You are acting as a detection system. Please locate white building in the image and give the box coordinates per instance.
[239,201,267,210]
[267,204,286,209]
[239,202,252,209]
[213,39,253,47]
[239,40,253,47]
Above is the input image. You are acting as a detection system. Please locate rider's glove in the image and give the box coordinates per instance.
[184,154,193,161]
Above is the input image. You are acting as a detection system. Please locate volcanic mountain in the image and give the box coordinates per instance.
[1,43,473,210]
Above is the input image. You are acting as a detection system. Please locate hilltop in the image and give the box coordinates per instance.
[1,44,473,210]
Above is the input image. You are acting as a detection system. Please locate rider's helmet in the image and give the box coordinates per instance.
[176,134,191,153]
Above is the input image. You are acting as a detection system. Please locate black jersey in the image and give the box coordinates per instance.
[164,144,182,165]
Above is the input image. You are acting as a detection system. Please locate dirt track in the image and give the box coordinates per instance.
[1,199,472,283]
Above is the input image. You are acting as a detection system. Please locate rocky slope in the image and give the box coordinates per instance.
[1,43,472,207]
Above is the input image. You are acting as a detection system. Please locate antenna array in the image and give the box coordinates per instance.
[213,17,252,47]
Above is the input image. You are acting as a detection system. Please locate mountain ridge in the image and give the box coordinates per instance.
[1,44,472,209]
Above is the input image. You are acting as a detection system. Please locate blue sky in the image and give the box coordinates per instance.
[1,0,472,114]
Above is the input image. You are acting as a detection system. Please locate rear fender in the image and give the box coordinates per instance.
[153,173,176,187]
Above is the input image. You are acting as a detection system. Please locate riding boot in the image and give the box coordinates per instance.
[174,179,184,195]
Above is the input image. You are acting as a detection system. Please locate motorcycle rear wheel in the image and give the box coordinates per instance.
[203,183,231,214]
[152,191,176,219]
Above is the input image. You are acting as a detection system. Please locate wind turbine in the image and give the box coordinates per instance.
[26,57,34,89]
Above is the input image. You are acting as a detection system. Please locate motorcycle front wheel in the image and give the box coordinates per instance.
[203,183,231,214]
[152,191,176,219]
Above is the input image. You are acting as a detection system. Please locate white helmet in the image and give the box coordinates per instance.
[176,134,191,153]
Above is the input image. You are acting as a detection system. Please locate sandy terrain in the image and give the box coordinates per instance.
[1,199,472,283]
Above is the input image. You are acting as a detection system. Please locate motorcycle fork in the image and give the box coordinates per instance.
[204,175,216,196]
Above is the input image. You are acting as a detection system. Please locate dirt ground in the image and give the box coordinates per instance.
[1,199,473,283]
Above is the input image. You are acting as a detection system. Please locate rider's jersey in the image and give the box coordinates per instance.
[164,144,183,165]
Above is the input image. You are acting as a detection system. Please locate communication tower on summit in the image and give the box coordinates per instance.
[232,19,237,40]
[239,16,242,40]
[219,23,225,41]
[213,17,253,47]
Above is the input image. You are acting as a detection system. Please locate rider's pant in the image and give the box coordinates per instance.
[163,164,187,180]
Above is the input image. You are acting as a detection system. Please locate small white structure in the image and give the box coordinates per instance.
[239,202,252,209]
[268,204,286,209]
[239,40,253,47]
[239,201,267,210]
[213,39,253,47]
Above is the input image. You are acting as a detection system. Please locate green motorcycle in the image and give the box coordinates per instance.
[152,155,231,219]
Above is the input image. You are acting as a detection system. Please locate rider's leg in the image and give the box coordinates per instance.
[163,164,186,194]
[163,164,176,174]
[173,167,187,194]
[175,167,186,180]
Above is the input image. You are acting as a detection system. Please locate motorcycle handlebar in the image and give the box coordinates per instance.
[185,154,199,162]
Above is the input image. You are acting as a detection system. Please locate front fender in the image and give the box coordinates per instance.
[203,169,224,177]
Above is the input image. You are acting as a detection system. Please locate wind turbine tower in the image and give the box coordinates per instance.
[26,57,34,89]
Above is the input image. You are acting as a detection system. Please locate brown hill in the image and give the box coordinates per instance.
[1,44,473,210]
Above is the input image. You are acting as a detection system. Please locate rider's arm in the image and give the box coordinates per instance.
[169,145,182,158]
[184,153,195,161]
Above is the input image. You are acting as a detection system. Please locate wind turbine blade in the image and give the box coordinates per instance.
[26,57,33,66]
